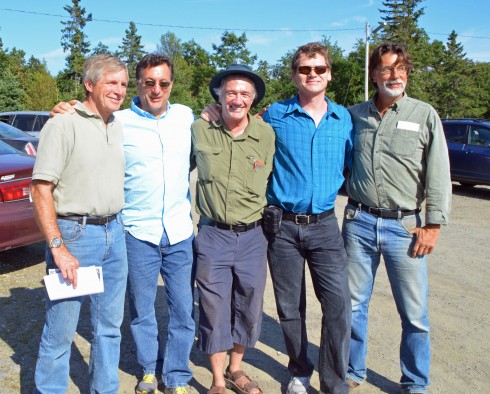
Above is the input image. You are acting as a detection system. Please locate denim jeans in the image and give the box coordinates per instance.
[268,214,351,394]
[126,231,195,388]
[342,206,430,393]
[34,215,128,394]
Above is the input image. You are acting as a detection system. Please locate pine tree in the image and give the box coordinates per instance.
[59,0,92,99]
[92,42,112,56]
[116,22,144,79]
[379,0,427,46]
[211,32,257,69]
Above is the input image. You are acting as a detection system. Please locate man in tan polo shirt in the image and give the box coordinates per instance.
[31,54,128,394]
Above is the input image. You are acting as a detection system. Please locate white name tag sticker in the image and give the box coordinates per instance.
[396,121,420,132]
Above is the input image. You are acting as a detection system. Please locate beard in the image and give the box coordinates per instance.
[379,79,406,98]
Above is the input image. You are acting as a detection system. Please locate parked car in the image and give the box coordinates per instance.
[0,121,38,156]
[0,110,50,137]
[0,140,43,251]
[442,118,490,187]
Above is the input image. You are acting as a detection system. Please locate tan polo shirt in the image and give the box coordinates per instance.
[33,101,125,216]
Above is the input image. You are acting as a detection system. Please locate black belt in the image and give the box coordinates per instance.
[348,199,419,219]
[209,219,262,233]
[57,214,117,225]
[282,208,334,225]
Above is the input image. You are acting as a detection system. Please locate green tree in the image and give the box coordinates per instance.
[211,32,257,69]
[0,70,26,111]
[116,22,144,78]
[158,32,183,62]
[92,41,111,55]
[59,0,92,100]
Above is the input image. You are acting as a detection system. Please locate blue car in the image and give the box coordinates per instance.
[442,118,490,187]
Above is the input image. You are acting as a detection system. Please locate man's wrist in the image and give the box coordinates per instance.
[48,236,64,248]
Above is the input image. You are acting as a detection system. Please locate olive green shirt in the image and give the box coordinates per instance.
[191,115,275,225]
[32,101,125,216]
[346,94,451,225]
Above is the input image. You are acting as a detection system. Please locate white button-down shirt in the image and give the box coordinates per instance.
[116,98,194,245]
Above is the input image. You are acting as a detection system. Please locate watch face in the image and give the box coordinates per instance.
[50,237,63,248]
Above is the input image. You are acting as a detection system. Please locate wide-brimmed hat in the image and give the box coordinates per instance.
[209,64,266,107]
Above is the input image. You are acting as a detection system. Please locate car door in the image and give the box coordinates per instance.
[462,125,490,184]
[443,122,468,180]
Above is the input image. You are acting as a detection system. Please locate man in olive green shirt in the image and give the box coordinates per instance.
[191,65,275,394]
[343,43,451,394]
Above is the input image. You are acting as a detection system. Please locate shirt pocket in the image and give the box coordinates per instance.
[194,144,222,181]
[244,156,270,197]
[354,128,372,152]
[391,128,420,157]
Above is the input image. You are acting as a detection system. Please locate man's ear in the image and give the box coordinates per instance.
[84,81,93,93]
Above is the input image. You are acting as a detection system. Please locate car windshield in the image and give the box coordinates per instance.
[0,122,32,138]
[0,139,22,154]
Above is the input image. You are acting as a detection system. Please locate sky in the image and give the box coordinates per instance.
[1,0,489,75]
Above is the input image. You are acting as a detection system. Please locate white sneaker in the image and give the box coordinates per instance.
[286,376,310,394]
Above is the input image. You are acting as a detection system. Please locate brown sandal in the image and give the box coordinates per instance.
[224,368,263,394]
[207,385,227,394]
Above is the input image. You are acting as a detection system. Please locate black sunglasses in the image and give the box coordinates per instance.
[143,80,172,89]
[297,65,328,75]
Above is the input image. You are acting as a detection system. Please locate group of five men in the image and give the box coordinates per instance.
[31,40,450,394]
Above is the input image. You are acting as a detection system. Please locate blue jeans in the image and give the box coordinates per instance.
[34,216,128,394]
[126,231,195,388]
[267,214,351,394]
[342,206,430,393]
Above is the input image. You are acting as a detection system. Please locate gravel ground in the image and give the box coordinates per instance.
[0,183,489,393]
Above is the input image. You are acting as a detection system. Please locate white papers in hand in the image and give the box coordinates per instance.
[44,266,104,301]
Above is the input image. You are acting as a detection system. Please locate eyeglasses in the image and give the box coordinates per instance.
[376,64,409,75]
[297,65,329,75]
[142,80,172,89]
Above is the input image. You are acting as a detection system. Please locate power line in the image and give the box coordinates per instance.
[0,8,361,33]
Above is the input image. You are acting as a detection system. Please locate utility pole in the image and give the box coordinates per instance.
[365,22,387,101]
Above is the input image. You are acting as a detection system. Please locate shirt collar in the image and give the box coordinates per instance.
[213,114,261,141]
[130,96,172,119]
[74,101,116,123]
[370,92,409,114]
[285,94,340,120]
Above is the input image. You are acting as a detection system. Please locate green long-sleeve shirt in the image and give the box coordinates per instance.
[346,94,451,225]
[191,115,275,225]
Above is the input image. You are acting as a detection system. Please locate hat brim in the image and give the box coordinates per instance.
[209,69,266,108]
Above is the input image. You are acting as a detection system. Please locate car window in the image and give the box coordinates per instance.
[0,121,32,138]
[12,115,36,132]
[0,139,21,154]
[0,115,11,125]
[443,123,467,143]
[36,115,49,130]
[469,126,490,147]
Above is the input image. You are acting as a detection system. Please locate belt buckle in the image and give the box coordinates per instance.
[295,214,310,225]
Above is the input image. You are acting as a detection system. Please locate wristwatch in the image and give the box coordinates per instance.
[48,237,64,248]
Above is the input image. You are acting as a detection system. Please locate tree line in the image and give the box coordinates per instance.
[1,0,489,118]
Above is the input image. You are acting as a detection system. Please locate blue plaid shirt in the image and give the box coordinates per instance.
[263,95,353,214]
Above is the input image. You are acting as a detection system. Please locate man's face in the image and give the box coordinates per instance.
[371,52,408,99]
[85,69,128,119]
[219,77,255,124]
[292,53,331,96]
[136,64,173,117]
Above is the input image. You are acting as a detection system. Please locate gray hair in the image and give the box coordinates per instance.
[213,74,257,101]
[82,54,128,94]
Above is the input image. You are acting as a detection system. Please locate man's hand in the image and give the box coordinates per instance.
[409,224,440,257]
[51,246,80,288]
[201,104,221,122]
[254,104,270,120]
[49,99,77,118]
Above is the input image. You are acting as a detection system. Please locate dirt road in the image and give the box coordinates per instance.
[0,184,488,393]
